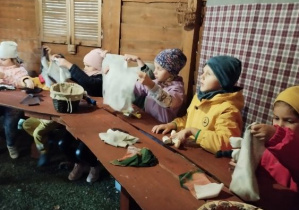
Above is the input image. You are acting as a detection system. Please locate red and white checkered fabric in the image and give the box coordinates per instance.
[198,3,299,128]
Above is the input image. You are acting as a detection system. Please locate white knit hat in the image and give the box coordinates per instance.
[0,41,18,58]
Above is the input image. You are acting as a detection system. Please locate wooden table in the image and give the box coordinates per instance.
[113,105,299,210]
[3,90,296,210]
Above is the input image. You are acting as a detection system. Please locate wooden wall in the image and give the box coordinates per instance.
[0,0,41,74]
[0,0,203,100]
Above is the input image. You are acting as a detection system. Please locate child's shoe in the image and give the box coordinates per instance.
[86,165,101,183]
[37,153,50,167]
[17,118,25,130]
[68,163,89,181]
[7,146,19,159]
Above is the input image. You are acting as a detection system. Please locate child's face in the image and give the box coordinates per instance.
[83,63,96,72]
[199,65,221,92]
[273,102,299,136]
[153,62,172,82]
[0,58,14,67]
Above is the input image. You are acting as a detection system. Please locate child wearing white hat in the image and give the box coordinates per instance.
[0,41,34,159]
[0,41,34,89]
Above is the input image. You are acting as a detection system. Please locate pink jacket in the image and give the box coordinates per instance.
[0,65,29,88]
[260,125,299,192]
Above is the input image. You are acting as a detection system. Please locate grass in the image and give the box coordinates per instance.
[0,129,120,210]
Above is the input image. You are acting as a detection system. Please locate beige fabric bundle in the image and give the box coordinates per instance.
[50,82,84,113]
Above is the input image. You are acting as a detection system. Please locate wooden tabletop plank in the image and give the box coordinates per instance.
[110,105,299,209]
[62,109,241,209]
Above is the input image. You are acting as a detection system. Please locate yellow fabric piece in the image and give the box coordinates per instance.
[173,91,244,154]
[31,77,49,90]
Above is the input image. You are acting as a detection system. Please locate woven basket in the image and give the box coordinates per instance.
[50,82,84,113]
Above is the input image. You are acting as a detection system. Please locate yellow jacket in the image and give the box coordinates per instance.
[173,90,244,154]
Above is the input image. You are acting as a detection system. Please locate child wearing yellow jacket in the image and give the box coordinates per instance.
[152,55,244,154]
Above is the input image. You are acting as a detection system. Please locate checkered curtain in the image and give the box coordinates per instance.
[198,3,299,128]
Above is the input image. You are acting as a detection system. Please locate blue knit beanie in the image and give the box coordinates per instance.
[154,48,187,75]
[206,56,242,90]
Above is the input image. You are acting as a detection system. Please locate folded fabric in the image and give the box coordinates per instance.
[179,170,224,199]
[20,94,41,106]
[229,123,266,201]
[162,130,181,148]
[99,129,139,147]
[110,146,158,167]
[194,183,224,199]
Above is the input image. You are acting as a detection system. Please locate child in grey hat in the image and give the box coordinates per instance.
[125,48,187,123]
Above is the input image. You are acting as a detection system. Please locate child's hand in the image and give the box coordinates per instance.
[54,57,73,69]
[137,71,155,89]
[102,66,109,74]
[42,45,52,55]
[0,72,4,79]
[124,54,145,67]
[251,124,276,141]
[171,128,192,144]
[229,158,237,172]
[24,78,34,89]
[100,50,109,58]
[124,54,140,62]
[152,122,176,134]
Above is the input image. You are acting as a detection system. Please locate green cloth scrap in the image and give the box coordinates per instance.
[110,147,158,167]
[179,169,205,190]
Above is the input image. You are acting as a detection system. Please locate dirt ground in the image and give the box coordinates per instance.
[0,127,120,210]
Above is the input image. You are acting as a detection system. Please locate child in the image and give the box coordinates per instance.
[54,48,107,183]
[126,48,187,123]
[22,46,63,167]
[250,86,299,192]
[152,55,244,154]
[0,41,34,159]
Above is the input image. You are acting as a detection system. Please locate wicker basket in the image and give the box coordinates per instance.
[50,82,84,113]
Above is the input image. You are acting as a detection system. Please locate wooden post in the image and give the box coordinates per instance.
[102,0,121,54]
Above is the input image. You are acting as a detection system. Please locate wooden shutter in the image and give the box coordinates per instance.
[39,0,67,43]
[38,0,101,47]
[73,0,101,46]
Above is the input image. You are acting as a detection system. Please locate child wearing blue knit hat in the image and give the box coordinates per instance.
[124,48,187,123]
[152,55,244,154]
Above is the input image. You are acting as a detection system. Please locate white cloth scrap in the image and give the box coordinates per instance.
[194,183,224,199]
[99,129,139,147]
[102,54,139,112]
[42,58,71,86]
[229,123,265,201]
[162,130,181,148]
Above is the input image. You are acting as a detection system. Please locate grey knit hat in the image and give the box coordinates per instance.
[154,48,187,75]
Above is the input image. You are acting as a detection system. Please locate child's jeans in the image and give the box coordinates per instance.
[0,106,23,146]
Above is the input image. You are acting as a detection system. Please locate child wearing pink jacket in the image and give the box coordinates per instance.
[0,41,34,159]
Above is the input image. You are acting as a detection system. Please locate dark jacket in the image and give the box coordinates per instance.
[69,64,103,97]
